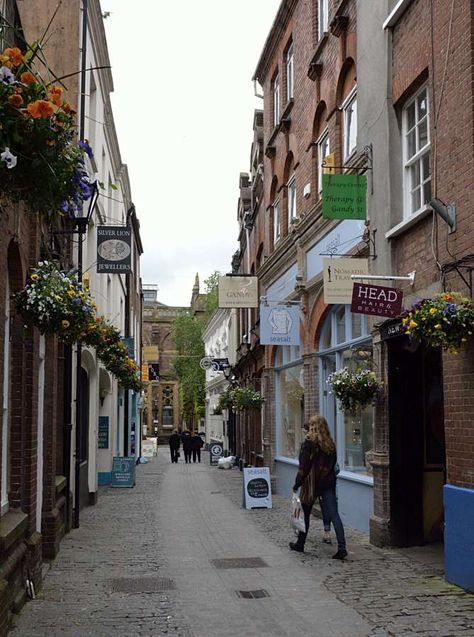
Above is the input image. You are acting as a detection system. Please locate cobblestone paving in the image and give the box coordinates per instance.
[10,458,192,637]
[213,464,474,637]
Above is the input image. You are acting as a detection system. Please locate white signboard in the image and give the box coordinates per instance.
[243,467,272,509]
[141,440,155,458]
[218,276,259,308]
[323,257,369,304]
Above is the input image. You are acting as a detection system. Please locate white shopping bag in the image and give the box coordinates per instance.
[290,493,306,534]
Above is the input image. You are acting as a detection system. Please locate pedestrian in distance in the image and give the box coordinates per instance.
[290,415,347,560]
[168,429,181,464]
[191,431,204,463]
[181,430,192,464]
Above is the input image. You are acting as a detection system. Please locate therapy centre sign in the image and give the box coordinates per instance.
[351,282,403,318]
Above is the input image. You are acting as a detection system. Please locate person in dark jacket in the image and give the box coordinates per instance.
[181,430,192,464]
[191,432,204,463]
[168,430,181,463]
[291,415,347,559]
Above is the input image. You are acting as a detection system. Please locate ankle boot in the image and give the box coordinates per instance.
[289,531,306,553]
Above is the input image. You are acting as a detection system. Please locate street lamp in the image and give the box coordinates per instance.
[73,179,99,529]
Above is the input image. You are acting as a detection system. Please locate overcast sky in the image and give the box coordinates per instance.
[100,0,278,306]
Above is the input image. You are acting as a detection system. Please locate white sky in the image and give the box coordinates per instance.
[100,1,278,306]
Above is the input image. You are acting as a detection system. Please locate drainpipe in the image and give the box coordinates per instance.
[123,204,134,457]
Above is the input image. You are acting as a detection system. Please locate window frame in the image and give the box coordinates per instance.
[273,198,281,244]
[402,84,431,218]
[273,73,280,127]
[286,42,294,101]
[274,346,304,460]
[317,130,330,195]
[318,0,329,40]
[342,88,357,161]
[287,176,297,224]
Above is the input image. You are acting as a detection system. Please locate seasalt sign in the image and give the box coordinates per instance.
[351,282,403,318]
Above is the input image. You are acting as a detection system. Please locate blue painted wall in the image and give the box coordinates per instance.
[98,472,111,486]
[444,484,474,592]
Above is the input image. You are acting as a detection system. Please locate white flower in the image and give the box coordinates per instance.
[0,66,15,84]
[1,147,17,169]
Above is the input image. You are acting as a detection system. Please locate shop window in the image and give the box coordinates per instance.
[403,85,431,217]
[275,346,304,460]
[319,306,373,479]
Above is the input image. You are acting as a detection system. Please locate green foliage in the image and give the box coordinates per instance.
[171,312,205,426]
[327,368,382,413]
[203,271,221,318]
[401,292,474,353]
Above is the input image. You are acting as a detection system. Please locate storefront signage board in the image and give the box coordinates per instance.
[111,457,136,488]
[98,416,109,449]
[260,304,300,345]
[322,174,367,220]
[209,441,224,466]
[218,276,259,308]
[323,257,369,304]
[351,282,403,318]
[242,467,272,509]
[97,226,132,274]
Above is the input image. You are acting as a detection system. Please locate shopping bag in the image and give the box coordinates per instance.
[290,493,306,534]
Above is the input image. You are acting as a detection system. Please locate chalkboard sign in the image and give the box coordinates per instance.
[98,416,109,449]
[111,457,136,488]
[209,441,223,466]
[243,467,272,509]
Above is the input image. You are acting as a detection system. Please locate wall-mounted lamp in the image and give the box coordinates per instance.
[99,388,108,406]
[429,198,456,234]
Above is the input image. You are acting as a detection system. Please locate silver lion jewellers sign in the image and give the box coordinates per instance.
[351,282,403,318]
[97,226,132,274]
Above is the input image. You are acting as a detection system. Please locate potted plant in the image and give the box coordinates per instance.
[327,367,382,413]
[230,387,264,412]
[15,260,96,344]
[401,292,474,353]
[0,45,95,218]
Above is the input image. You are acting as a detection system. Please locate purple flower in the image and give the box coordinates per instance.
[78,140,94,159]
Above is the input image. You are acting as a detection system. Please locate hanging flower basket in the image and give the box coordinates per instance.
[0,45,94,218]
[327,368,382,413]
[217,390,233,411]
[229,387,264,412]
[14,261,96,344]
[401,292,474,353]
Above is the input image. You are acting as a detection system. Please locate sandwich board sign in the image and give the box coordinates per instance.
[209,441,223,466]
[111,457,135,488]
[242,467,272,509]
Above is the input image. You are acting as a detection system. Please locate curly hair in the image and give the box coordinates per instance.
[306,415,336,454]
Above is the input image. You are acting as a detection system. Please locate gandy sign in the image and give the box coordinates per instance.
[218,275,259,308]
[351,282,403,318]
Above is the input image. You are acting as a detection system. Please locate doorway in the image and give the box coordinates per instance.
[388,337,446,546]
[79,367,90,509]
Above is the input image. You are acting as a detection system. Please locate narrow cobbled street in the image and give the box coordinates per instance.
[10,448,474,637]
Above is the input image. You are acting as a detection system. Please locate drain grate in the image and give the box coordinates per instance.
[237,589,270,599]
[111,577,176,593]
[211,557,268,569]
[210,491,221,494]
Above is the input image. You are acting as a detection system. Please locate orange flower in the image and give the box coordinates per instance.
[20,71,37,84]
[27,100,54,119]
[3,47,24,67]
[48,85,63,107]
[8,94,23,107]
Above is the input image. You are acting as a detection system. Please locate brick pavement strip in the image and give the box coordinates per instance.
[10,448,474,637]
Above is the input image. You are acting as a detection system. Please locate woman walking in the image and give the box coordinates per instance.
[291,415,347,560]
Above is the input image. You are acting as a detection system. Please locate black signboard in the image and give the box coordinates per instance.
[111,457,136,488]
[97,226,132,274]
[209,441,223,466]
[379,318,404,341]
[212,358,230,372]
[98,416,109,449]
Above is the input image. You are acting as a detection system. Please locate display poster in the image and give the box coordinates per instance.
[243,467,272,509]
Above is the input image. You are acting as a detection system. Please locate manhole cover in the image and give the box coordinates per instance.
[110,577,176,593]
[211,557,268,569]
[237,589,270,599]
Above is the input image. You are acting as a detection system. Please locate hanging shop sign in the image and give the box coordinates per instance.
[242,467,272,509]
[97,226,132,274]
[322,174,367,220]
[143,345,159,361]
[218,275,259,308]
[323,257,369,304]
[351,282,403,318]
[260,303,300,346]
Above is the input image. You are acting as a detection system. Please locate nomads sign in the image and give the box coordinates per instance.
[351,282,403,318]
[322,174,367,220]
[323,257,369,304]
[218,275,258,308]
[97,226,132,274]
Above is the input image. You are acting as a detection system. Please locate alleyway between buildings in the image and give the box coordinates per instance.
[11,448,474,637]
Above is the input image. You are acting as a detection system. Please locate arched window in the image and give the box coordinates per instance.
[337,61,357,161]
[275,345,304,460]
[318,306,373,480]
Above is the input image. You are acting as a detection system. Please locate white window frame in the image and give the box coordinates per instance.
[317,130,330,195]
[318,0,329,39]
[342,88,357,160]
[286,43,294,101]
[273,198,281,244]
[403,84,431,218]
[273,73,280,127]
[287,176,297,223]
[1,277,10,515]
